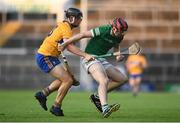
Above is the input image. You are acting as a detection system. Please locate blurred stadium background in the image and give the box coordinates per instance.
[0,0,180,92]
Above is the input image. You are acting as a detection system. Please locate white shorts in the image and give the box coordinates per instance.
[81,57,113,73]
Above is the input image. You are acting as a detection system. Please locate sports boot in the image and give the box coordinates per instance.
[35,91,47,111]
[102,104,120,118]
[50,105,64,116]
[90,94,102,113]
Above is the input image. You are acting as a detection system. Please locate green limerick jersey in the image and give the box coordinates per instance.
[85,25,123,55]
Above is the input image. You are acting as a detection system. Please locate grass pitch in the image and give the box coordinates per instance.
[0,90,180,122]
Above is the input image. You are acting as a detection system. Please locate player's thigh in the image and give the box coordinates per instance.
[134,76,142,85]
[129,78,136,86]
[89,63,109,84]
[49,64,72,82]
[106,66,127,82]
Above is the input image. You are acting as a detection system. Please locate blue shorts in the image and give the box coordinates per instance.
[35,53,61,73]
[129,74,143,79]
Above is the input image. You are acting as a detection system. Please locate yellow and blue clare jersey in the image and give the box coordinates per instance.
[38,21,72,57]
[126,55,147,75]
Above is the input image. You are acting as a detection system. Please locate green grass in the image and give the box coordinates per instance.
[0,90,180,122]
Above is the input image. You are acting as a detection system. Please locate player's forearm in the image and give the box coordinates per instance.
[66,44,87,58]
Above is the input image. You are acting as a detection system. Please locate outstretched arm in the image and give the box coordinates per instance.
[59,31,92,51]
[67,31,92,44]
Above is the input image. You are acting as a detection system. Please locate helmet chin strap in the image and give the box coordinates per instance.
[67,17,78,28]
[71,24,78,28]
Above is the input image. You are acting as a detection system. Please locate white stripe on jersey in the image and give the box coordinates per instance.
[90,29,94,37]
[94,28,100,36]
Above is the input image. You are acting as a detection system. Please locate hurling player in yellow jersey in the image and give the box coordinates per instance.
[126,54,147,97]
[35,8,94,116]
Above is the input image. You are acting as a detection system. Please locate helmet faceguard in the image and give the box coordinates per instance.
[111,18,128,33]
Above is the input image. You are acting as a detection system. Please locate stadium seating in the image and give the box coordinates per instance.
[0,0,180,90]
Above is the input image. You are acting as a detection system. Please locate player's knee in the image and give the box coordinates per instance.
[115,75,128,84]
[119,74,128,83]
[65,81,73,88]
[62,77,73,88]
[99,78,109,86]
[59,74,73,84]
[65,75,73,85]
[68,78,73,85]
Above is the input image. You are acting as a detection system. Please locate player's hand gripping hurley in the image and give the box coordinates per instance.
[96,42,141,58]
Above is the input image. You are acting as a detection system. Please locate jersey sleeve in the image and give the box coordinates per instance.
[90,25,106,37]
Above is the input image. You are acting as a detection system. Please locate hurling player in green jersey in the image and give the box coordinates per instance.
[59,18,128,118]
